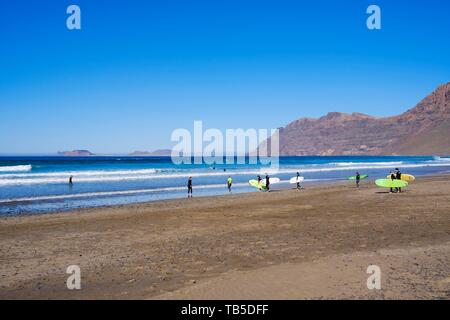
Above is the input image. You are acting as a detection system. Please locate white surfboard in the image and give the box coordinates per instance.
[289,176,305,184]
[260,177,280,185]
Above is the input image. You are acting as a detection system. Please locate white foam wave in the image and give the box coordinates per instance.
[428,157,450,162]
[0,182,250,204]
[0,168,157,178]
[333,161,404,166]
[1,161,450,186]
[0,165,32,172]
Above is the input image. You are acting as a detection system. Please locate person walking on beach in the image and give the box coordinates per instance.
[257,175,262,190]
[187,176,193,197]
[389,171,396,193]
[296,172,302,190]
[355,171,361,188]
[227,176,233,193]
[265,174,270,192]
[395,168,402,193]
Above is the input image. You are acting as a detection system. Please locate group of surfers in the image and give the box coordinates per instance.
[187,171,305,197]
[354,167,403,193]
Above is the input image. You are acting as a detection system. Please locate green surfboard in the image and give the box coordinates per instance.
[348,174,368,180]
[249,179,267,190]
[375,179,408,188]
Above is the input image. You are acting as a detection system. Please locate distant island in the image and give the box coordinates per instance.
[54,149,172,157]
[129,149,172,157]
[57,150,95,156]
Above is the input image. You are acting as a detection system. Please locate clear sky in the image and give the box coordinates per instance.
[0,0,449,154]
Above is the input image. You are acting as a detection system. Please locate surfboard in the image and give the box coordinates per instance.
[348,174,368,180]
[386,174,415,182]
[289,176,305,184]
[375,179,408,188]
[248,179,267,190]
[260,177,280,186]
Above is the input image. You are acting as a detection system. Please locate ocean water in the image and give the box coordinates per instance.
[0,156,450,216]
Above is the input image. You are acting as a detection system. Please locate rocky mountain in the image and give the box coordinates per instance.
[269,82,450,156]
[57,150,94,156]
[129,149,172,156]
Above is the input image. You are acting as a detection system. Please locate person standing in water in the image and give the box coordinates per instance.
[227,176,233,193]
[69,176,73,185]
[296,172,302,190]
[265,174,270,192]
[187,176,193,197]
[355,172,361,188]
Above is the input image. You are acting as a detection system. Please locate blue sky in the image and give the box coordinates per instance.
[0,0,449,154]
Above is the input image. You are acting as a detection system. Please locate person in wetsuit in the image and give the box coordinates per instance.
[187,176,193,197]
[69,176,73,185]
[296,172,302,190]
[265,174,270,192]
[227,176,232,193]
[355,172,361,188]
[389,171,396,193]
[395,168,402,193]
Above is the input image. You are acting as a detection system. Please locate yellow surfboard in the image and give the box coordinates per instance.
[386,174,415,182]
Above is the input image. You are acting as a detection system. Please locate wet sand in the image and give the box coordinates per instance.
[0,176,449,299]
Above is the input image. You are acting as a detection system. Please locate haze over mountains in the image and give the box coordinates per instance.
[270,82,450,156]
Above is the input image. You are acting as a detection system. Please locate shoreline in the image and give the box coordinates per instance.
[1,174,449,299]
[0,176,347,218]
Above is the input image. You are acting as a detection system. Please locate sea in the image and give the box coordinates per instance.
[0,155,450,216]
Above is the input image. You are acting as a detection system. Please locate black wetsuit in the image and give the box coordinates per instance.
[296,173,301,189]
[187,178,193,195]
[396,171,402,192]
[390,173,396,193]
[356,174,360,187]
[265,176,270,191]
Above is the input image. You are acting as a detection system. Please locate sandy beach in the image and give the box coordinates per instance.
[0,176,449,299]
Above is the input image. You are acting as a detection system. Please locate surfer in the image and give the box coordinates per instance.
[355,172,360,188]
[227,176,233,193]
[187,177,193,197]
[257,175,263,191]
[296,172,302,190]
[69,176,73,185]
[265,174,270,192]
[395,168,402,193]
[389,171,396,193]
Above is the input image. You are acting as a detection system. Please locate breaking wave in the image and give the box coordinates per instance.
[0,165,32,172]
[0,159,450,186]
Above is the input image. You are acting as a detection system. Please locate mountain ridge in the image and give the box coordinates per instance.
[270,82,450,156]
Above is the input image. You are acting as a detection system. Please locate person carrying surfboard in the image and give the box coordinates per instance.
[389,171,396,193]
[227,176,232,193]
[187,176,193,197]
[265,174,270,192]
[257,175,263,190]
[355,172,361,188]
[395,168,402,193]
[296,172,302,190]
